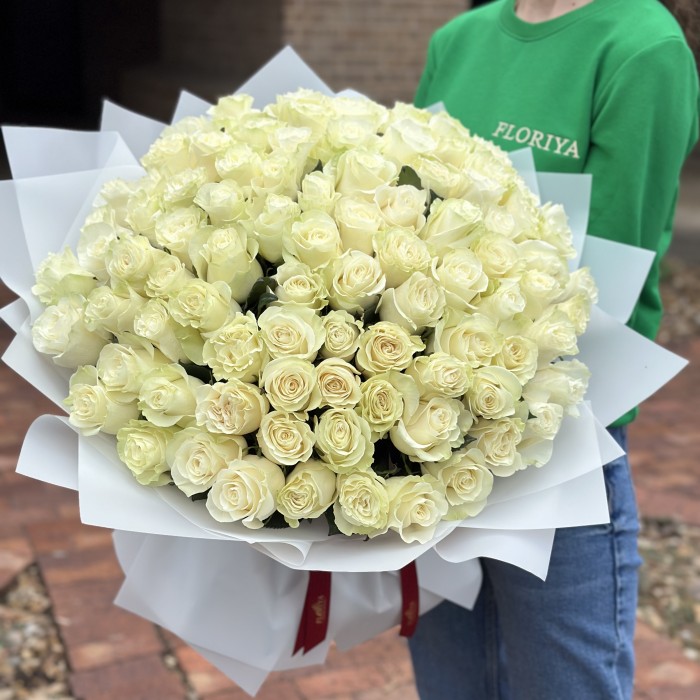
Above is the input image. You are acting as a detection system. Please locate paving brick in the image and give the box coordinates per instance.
[294,665,388,698]
[175,645,234,696]
[0,536,33,591]
[37,544,123,588]
[59,604,164,672]
[26,518,114,556]
[69,654,187,700]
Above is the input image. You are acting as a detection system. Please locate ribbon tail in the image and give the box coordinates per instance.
[294,570,332,655]
[399,561,419,638]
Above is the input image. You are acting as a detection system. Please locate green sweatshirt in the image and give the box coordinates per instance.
[416,0,699,426]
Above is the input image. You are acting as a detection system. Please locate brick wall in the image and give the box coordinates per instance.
[283,0,468,106]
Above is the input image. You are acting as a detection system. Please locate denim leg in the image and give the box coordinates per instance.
[409,426,641,700]
[408,576,509,699]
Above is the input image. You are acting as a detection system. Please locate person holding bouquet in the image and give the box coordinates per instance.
[410,0,699,698]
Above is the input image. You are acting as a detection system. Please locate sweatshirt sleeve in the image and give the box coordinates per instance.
[415,34,438,108]
[584,37,699,337]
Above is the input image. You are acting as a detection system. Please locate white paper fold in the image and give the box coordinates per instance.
[580,306,688,426]
[1,44,687,697]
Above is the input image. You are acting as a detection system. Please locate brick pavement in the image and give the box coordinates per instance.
[1,281,699,699]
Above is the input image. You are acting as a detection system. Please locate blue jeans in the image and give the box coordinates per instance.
[409,426,641,699]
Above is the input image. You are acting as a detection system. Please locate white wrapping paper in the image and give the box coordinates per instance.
[1,46,687,695]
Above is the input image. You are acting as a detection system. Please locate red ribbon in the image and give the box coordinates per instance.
[399,561,419,638]
[293,562,419,654]
[293,571,332,655]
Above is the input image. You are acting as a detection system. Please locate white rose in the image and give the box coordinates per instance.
[357,371,420,440]
[77,222,119,282]
[522,360,590,414]
[260,357,318,414]
[557,267,598,307]
[202,312,268,382]
[215,144,262,195]
[206,456,286,529]
[526,307,579,363]
[412,155,468,200]
[65,366,139,435]
[190,226,262,303]
[208,94,255,127]
[32,248,98,305]
[194,179,247,226]
[251,152,301,200]
[373,228,434,288]
[334,196,386,255]
[162,167,209,206]
[106,235,163,293]
[333,470,390,538]
[432,310,504,368]
[492,335,539,385]
[166,426,246,497]
[554,293,592,336]
[385,475,448,544]
[374,184,428,232]
[390,396,468,463]
[434,249,489,311]
[257,304,325,361]
[381,118,437,166]
[141,132,190,175]
[190,129,234,179]
[469,416,525,476]
[84,284,146,337]
[327,115,380,153]
[471,232,522,279]
[138,363,203,427]
[472,279,526,322]
[253,194,301,264]
[540,202,576,258]
[96,340,166,401]
[144,253,195,299]
[378,271,445,332]
[335,147,398,199]
[466,366,523,420]
[274,261,328,311]
[257,410,315,466]
[284,210,342,269]
[325,250,386,314]
[420,198,483,256]
[276,459,337,527]
[310,358,362,409]
[355,321,424,377]
[298,170,341,214]
[406,353,472,399]
[125,174,164,240]
[117,419,177,487]
[32,295,110,368]
[133,298,188,363]
[519,269,563,319]
[168,279,237,332]
[195,380,269,435]
[320,310,363,361]
[154,206,206,267]
[422,447,493,520]
[314,408,374,474]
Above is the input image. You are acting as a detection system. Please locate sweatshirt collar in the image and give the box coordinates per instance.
[500,0,620,40]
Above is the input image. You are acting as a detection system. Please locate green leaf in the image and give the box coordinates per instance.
[398,165,422,190]
[243,276,277,314]
[263,511,291,529]
[190,489,210,502]
[256,291,278,316]
[324,508,342,537]
[180,362,214,384]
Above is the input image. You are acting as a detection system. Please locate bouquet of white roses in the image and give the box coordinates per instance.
[1,48,685,695]
[29,86,596,545]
